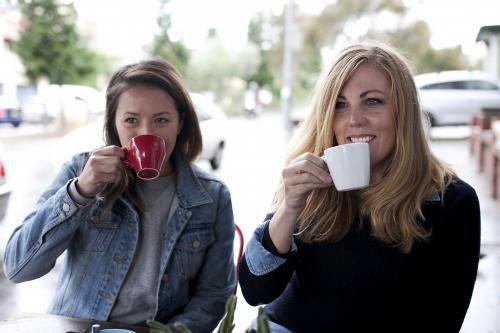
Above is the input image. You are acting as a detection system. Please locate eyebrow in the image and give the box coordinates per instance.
[338,89,386,99]
[122,111,173,117]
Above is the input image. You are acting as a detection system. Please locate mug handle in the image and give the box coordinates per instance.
[122,148,134,168]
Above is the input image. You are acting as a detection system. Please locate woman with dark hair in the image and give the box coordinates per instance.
[239,42,480,333]
[4,59,236,333]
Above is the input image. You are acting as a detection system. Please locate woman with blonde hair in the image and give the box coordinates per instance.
[239,42,480,333]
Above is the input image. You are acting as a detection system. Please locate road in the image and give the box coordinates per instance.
[0,114,499,332]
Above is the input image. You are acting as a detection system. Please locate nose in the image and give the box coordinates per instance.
[138,122,154,136]
[348,105,365,127]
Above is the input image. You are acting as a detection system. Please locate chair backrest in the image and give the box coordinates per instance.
[233,223,244,294]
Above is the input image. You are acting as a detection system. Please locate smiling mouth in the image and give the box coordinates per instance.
[348,135,375,143]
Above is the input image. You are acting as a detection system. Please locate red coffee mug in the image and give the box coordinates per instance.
[122,134,166,180]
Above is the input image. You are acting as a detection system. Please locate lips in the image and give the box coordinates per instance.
[348,135,375,143]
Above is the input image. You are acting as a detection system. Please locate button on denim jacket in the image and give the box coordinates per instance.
[3,152,236,333]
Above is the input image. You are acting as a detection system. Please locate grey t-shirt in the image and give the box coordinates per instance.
[109,174,177,324]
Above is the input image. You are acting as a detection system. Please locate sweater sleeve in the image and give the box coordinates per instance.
[238,219,298,306]
[423,179,481,332]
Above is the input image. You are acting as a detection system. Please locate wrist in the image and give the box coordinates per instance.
[281,204,301,221]
[74,178,96,200]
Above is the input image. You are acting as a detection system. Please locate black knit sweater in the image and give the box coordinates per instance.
[239,177,480,333]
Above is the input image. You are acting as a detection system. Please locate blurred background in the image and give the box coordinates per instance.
[1,0,500,332]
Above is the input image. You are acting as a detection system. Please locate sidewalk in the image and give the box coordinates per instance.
[429,136,500,333]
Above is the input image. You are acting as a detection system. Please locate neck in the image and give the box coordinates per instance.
[160,159,174,177]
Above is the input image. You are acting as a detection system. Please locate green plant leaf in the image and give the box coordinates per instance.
[174,321,193,333]
[218,294,237,333]
[146,319,175,333]
[256,307,270,333]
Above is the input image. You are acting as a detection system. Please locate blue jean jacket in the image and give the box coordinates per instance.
[3,152,236,333]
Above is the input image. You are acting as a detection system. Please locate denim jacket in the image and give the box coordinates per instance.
[3,152,236,333]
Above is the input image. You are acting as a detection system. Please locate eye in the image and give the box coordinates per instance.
[154,117,169,124]
[335,100,348,109]
[366,98,383,106]
[125,117,138,124]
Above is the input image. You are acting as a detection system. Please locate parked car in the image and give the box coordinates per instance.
[22,84,105,127]
[190,93,227,169]
[0,143,11,221]
[415,71,500,126]
[52,92,227,171]
[0,96,22,127]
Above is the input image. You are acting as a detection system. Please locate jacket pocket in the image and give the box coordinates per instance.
[73,216,119,252]
[174,223,215,279]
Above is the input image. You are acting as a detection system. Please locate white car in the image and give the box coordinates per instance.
[0,143,11,221]
[52,92,227,171]
[22,84,105,127]
[415,71,500,126]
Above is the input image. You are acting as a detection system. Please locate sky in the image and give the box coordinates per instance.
[73,0,499,65]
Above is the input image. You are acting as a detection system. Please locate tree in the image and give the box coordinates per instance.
[11,0,102,86]
[368,20,466,74]
[149,0,190,75]
[253,0,468,104]
[247,13,274,89]
[185,32,259,114]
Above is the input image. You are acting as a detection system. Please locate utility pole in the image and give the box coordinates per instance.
[280,0,294,141]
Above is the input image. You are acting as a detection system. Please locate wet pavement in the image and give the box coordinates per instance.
[0,117,499,332]
[430,136,500,333]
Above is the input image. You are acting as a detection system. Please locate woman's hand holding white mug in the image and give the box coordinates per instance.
[76,146,125,198]
[269,152,332,253]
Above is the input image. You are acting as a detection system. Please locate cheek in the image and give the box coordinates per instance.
[115,126,132,147]
[332,119,344,144]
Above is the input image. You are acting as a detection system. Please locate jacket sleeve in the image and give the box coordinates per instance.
[238,218,298,306]
[2,154,88,283]
[167,184,236,333]
[422,180,481,332]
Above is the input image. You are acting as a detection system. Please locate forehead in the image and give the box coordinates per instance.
[116,84,177,113]
[120,84,173,102]
[342,63,391,92]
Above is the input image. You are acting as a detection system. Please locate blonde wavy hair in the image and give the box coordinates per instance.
[274,41,453,253]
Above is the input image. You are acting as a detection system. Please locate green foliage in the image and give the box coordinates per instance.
[185,36,259,114]
[245,0,468,106]
[367,20,466,74]
[146,319,193,333]
[147,319,176,333]
[149,0,190,75]
[147,295,270,333]
[218,294,237,333]
[247,13,274,88]
[11,0,103,86]
[256,307,270,333]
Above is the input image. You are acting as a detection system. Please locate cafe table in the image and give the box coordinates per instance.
[0,313,151,332]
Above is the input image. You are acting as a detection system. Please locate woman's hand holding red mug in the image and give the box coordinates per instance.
[76,146,125,198]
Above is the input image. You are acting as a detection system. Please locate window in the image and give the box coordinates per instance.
[421,80,499,91]
[421,81,467,90]
[464,80,499,91]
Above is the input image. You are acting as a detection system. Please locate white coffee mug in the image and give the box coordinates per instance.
[323,143,370,191]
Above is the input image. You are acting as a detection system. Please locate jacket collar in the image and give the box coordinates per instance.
[173,152,214,208]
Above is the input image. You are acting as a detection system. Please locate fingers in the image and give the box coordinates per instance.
[77,146,125,197]
[285,152,332,184]
[281,152,333,214]
[91,145,125,158]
